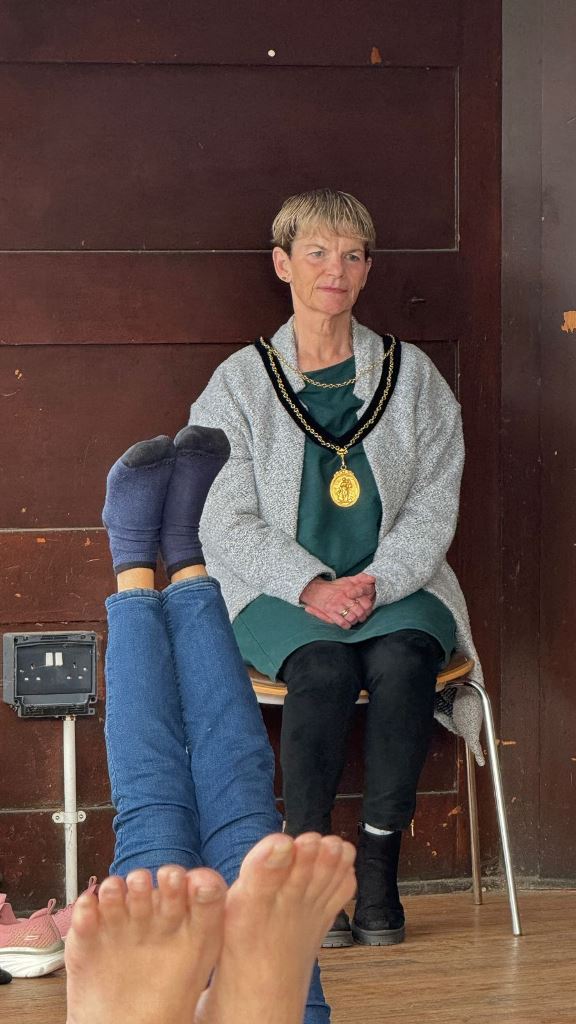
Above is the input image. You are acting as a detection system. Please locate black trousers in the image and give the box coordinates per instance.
[279,629,443,835]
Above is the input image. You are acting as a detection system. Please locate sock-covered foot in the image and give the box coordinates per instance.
[102,437,175,574]
[65,865,226,1024]
[195,832,356,1024]
[160,425,231,577]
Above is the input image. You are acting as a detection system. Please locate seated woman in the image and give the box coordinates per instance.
[95,427,339,1023]
[187,188,482,947]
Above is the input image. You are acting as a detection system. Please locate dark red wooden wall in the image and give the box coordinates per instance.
[0,1,504,910]
[500,0,576,883]
[533,0,576,879]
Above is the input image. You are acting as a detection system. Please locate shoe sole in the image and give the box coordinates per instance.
[0,945,65,978]
[351,923,406,946]
[321,930,354,948]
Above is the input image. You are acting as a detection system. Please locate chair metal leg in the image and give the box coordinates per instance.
[465,743,483,904]
[460,678,522,936]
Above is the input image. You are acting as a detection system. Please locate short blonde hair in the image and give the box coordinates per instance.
[271,188,376,255]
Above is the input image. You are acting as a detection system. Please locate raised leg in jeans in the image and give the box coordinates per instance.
[161,574,281,886]
[105,587,203,877]
[103,431,331,1022]
[106,578,283,879]
[160,577,331,1022]
[105,581,331,1022]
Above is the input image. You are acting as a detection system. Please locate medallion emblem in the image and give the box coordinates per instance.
[329,469,361,508]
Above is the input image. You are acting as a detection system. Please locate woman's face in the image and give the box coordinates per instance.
[273,228,372,318]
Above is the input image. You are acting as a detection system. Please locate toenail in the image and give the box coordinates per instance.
[195,885,223,903]
[100,884,123,901]
[264,839,293,867]
[297,833,321,847]
[129,875,149,891]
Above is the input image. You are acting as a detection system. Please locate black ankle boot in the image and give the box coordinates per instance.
[322,908,353,948]
[351,828,405,945]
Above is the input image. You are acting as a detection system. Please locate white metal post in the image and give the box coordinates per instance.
[63,715,79,904]
[52,716,86,903]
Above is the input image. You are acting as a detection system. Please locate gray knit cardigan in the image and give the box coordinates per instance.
[189,318,485,764]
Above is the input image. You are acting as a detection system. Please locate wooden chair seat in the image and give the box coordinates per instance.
[249,651,475,705]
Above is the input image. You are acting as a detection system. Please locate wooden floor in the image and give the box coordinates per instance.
[2,890,575,1023]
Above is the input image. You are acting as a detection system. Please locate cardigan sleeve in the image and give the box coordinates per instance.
[189,368,336,605]
[363,367,464,606]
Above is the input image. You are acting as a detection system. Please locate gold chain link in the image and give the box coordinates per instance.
[262,338,396,464]
[260,338,391,389]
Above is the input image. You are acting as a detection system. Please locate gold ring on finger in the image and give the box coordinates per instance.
[341,607,350,618]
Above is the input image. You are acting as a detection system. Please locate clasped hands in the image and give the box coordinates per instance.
[299,573,376,629]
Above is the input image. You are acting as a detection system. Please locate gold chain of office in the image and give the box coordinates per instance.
[260,337,396,507]
[260,338,393,389]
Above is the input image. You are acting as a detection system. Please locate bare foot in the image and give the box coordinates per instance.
[196,832,356,1024]
[65,865,226,1024]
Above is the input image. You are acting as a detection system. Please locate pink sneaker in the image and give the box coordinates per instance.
[0,905,64,978]
[0,895,18,926]
[0,894,58,926]
[53,876,99,939]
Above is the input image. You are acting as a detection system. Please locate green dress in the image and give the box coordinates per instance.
[233,356,456,678]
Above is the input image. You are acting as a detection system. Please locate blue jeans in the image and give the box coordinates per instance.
[105,576,330,1023]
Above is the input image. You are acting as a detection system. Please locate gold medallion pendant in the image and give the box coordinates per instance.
[330,468,361,508]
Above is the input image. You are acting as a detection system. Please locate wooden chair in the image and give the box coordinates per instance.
[249,652,522,936]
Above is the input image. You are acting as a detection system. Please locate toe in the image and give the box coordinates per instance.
[294,837,351,906]
[174,425,231,460]
[237,834,295,896]
[316,838,357,908]
[121,436,175,468]
[185,870,226,986]
[316,835,346,874]
[186,867,227,911]
[125,869,154,923]
[283,833,323,894]
[156,866,188,931]
[97,876,128,928]
[317,837,348,881]
[67,890,100,943]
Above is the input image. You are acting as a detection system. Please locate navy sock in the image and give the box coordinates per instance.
[160,425,231,576]
[102,436,176,574]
